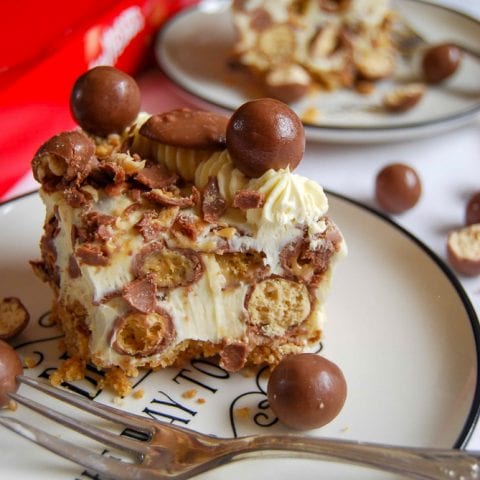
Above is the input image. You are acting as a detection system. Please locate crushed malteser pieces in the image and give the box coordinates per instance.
[24,356,37,369]
[447,225,480,276]
[216,227,236,239]
[196,398,206,404]
[0,297,30,340]
[7,400,18,411]
[182,388,198,399]
[101,367,132,397]
[49,357,86,387]
[235,407,251,419]
[383,84,425,113]
[300,106,320,124]
[133,388,145,400]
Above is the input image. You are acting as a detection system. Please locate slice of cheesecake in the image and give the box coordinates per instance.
[31,67,346,379]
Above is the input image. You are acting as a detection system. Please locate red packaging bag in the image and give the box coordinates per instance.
[0,0,198,199]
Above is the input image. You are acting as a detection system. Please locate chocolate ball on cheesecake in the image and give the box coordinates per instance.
[226,98,305,178]
[70,66,141,136]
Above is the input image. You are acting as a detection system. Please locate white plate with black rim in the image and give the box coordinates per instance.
[0,190,479,479]
[156,0,480,143]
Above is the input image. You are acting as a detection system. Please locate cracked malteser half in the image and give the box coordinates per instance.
[230,0,398,103]
[31,67,346,377]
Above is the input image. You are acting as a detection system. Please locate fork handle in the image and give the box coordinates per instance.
[229,435,480,480]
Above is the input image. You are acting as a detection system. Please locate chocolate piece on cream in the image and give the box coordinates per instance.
[139,109,229,150]
[267,353,347,430]
[70,66,141,136]
[226,98,305,178]
[0,340,23,408]
[32,131,96,187]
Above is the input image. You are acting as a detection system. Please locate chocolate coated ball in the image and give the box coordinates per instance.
[70,66,141,136]
[0,340,23,407]
[466,192,480,225]
[375,163,421,214]
[267,353,347,430]
[422,44,462,84]
[226,98,305,178]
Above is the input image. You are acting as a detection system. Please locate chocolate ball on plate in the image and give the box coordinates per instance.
[226,98,305,178]
[0,340,23,408]
[422,44,462,84]
[267,353,347,430]
[70,66,141,136]
[375,163,421,214]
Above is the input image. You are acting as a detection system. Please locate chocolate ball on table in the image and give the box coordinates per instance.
[226,98,305,178]
[466,192,480,225]
[0,340,23,408]
[375,163,422,214]
[267,353,347,430]
[422,44,462,84]
[70,66,141,136]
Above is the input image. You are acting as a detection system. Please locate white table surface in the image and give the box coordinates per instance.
[3,0,480,453]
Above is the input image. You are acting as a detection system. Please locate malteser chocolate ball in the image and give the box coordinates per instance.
[267,353,347,430]
[466,192,480,225]
[422,44,462,84]
[0,340,23,408]
[226,98,305,178]
[375,163,421,214]
[70,66,141,136]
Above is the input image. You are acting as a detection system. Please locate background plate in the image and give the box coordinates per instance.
[0,191,479,479]
[156,0,480,143]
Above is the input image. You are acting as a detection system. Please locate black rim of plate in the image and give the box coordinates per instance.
[1,189,480,449]
[156,0,480,134]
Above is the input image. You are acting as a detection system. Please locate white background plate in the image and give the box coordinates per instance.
[156,0,480,143]
[0,192,479,479]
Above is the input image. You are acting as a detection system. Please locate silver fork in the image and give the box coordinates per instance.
[1,375,480,480]
[392,17,480,60]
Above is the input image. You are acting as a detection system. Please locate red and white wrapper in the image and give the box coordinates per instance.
[0,0,198,199]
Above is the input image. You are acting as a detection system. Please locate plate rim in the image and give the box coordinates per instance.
[155,0,480,137]
[2,189,480,449]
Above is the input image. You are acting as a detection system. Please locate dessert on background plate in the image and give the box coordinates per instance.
[229,0,398,103]
[30,66,346,392]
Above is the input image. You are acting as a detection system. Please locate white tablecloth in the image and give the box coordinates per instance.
[4,0,480,451]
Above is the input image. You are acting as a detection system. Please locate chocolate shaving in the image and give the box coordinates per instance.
[172,214,201,240]
[88,161,126,189]
[134,163,178,189]
[122,275,157,314]
[67,254,82,279]
[135,212,164,242]
[63,186,93,208]
[201,177,227,223]
[80,211,116,243]
[75,243,109,266]
[280,220,342,283]
[38,215,60,287]
[232,190,265,210]
[143,186,200,208]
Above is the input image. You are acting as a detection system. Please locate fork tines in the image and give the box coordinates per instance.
[0,375,154,480]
